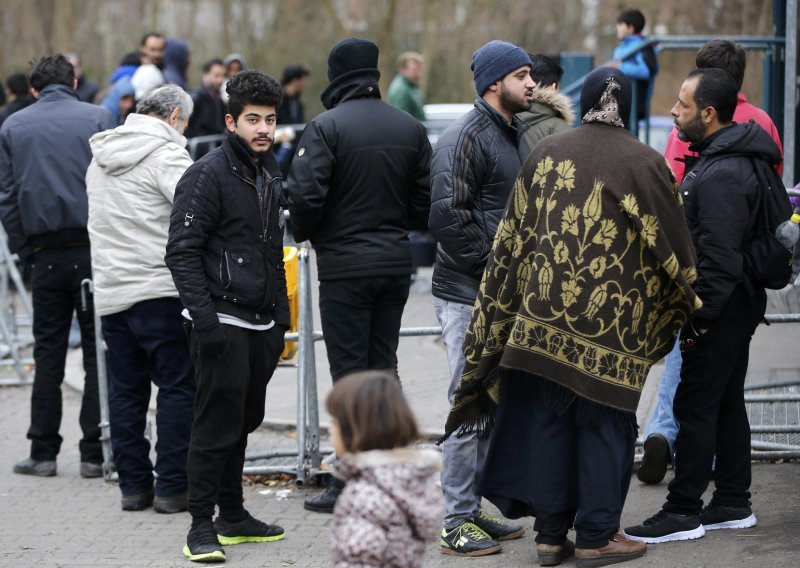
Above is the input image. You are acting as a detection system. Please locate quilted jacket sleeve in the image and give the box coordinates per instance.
[165,161,222,331]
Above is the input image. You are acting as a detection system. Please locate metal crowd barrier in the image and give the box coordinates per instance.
[74,247,800,484]
[0,225,34,385]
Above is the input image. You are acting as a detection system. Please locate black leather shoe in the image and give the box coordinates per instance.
[154,492,188,514]
[121,488,155,511]
[303,477,344,513]
[13,457,56,477]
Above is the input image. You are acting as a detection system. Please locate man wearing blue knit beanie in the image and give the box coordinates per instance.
[429,39,534,557]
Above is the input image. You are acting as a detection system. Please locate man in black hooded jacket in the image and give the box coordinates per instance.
[287,37,431,513]
[626,68,781,545]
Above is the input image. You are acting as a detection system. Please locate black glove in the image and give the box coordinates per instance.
[195,324,226,358]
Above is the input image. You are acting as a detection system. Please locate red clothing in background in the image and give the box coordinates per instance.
[664,92,783,183]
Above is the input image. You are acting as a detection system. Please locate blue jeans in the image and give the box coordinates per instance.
[434,297,488,529]
[643,339,681,457]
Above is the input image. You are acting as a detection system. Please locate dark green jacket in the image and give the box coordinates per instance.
[517,87,575,152]
[388,74,425,121]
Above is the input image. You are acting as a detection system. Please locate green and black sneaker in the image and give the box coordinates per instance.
[440,521,502,557]
[473,511,526,541]
[214,511,285,545]
[183,521,225,563]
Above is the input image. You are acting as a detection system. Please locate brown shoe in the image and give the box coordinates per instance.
[537,538,575,566]
[575,532,646,567]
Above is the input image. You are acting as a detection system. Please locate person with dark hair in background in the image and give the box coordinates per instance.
[131,32,166,100]
[186,58,226,139]
[0,73,35,128]
[0,54,115,479]
[65,53,99,103]
[166,70,288,562]
[163,38,191,91]
[518,53,574,151]
[637,39,784,487]
[288,37,432,515]
[611,8,658,125]
[86,85,195,514]
[277,64,309,125]
[625,68,780,543]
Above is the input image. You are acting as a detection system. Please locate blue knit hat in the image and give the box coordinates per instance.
[471,40,532,96]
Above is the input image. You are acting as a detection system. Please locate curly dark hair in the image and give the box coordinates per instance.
[28,54,75,91]
[226,70,282,121]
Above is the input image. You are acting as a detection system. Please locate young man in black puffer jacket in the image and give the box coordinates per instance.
[166,71,289,563]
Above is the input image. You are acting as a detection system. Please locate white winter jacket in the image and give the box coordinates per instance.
[86,113,193,316]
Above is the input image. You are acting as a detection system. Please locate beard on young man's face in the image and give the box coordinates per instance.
[675,111,706,143]
[500,86,533,115]
[235,132,272,156]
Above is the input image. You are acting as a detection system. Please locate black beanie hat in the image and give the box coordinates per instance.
[327,38,379,81]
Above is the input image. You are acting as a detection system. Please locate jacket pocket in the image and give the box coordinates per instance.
[222,246,266,305]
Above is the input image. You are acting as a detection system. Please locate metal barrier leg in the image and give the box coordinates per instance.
[81,279,114,481]
[295,248,310,484]
[301,249,321,477]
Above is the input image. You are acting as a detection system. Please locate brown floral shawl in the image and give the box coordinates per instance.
[444,121,702,438]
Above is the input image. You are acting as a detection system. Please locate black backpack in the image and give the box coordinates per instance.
[741,156,794,289]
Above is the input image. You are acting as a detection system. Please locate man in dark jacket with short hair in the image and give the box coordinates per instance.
[166,70,288,563]
[0,54,115,479]
[626,68,778,544]
[186,58,226,140]
[430,39,533,557]
[288,37,431,514]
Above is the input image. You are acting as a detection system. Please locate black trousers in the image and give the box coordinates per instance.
[102,298,195,497]
[318,275,411,382]
[185,323,284,520]
[480,377,635,549]
[28,247,101,463]
[665,285,765,515]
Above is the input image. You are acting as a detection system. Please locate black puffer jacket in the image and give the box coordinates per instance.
[682,121,782,325]
[429,97,529,304]
[287,70,431,280]
[165,135,289,332]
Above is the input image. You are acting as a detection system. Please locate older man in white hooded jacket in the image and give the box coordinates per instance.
[86,84,195,514]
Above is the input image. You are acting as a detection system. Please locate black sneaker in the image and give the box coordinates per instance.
[303,477,344,514]
[624,510,704,543]
[440,521,502,557]
[636,434,669,484]
[700,504,757,530]
[183,521,225,563]
[214,511,285,545]
[473,511,525,541]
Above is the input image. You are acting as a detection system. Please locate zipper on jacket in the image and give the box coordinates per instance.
[184,213,194,227]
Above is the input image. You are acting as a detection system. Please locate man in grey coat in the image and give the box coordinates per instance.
[0,54,115,478]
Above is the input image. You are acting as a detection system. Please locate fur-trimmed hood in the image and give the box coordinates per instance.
[331,448,443,567]
[522,86,576,125]
[334,447,441,480]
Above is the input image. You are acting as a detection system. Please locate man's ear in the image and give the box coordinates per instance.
[702,106,717,125]
[72,78,78,91]
[225,113,236,132]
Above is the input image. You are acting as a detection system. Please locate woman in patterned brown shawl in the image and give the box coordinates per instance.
[443,67,701,566]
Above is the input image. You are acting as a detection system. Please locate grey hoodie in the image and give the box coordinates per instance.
[86,113,193,315]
